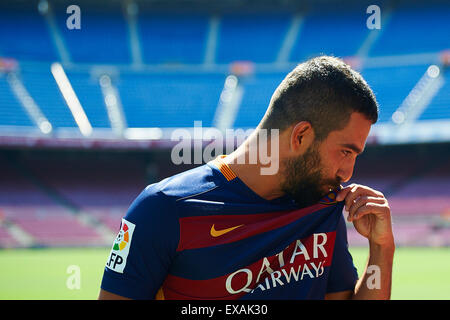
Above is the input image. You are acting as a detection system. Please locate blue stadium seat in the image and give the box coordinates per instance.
[19,68,77,128]
[290,8,368,62]
[54,5,131,64]
[216,13,291,64]
[361,64,429,122]
[65,71,110,128]
[370,4,450,56]
[138,13,209,64]
[419,74,450,120]
[117,71,225,127]
[0,5,57,61]
[0,75,34,127]
[233,73,286,129]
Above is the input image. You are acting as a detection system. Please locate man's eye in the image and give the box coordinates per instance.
[342,150,351,156]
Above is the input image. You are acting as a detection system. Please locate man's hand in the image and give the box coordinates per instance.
[335,184,395,300]
[336,183,394,247]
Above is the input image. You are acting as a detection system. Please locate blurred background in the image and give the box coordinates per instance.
[0,0,449,299]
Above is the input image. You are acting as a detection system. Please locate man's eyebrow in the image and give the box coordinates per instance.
[340,143,364,155]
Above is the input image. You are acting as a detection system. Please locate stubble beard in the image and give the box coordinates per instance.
[281,142,341,208]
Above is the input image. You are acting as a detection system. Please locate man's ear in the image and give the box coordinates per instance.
[290,121,315,153]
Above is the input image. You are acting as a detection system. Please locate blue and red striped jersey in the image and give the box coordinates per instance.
[100,156,359,299]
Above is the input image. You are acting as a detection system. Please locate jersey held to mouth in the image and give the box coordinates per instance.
[101,156,358,300]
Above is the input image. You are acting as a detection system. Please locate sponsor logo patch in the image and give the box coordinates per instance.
[106,218,135,273]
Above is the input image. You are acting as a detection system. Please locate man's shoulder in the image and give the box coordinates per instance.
[123,165,217,232]
[135,163,219,206]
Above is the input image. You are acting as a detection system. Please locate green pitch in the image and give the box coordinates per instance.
[0,246,448,300]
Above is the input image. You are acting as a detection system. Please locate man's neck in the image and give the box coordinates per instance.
[222,143,285,201]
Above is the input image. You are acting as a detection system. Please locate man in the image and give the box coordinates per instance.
[99,56,395,300]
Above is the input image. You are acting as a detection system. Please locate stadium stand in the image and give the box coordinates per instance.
[289,7,369,61]
[0,225,20,248]
[0,152,107,247]
[0,3,57,62]
[232,72,286,128]
[19,68,77,128]
[54,4,131,64]
[216,13,291,64]
[0,74,35,127]
[388,159,450,216]
[13,150,147,235]
[64,70,111,128]
[23,151,148,233]
[360,64,431,123]
[0,1,448,130]
[118,71,225,127]
[419,75,450,120]
[139,13,209,64]
[369,3,450,56]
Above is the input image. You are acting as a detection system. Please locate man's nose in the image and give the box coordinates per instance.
[337,164,354,183]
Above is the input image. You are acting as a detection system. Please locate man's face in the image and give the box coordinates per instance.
[281,112,372,207]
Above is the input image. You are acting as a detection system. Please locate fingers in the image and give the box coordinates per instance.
[337,183,384,211]
[347,196,386,222]
[351,201,390,222]
[336,185,353,202]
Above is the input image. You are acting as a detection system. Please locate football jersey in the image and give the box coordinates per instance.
[100,155,358,300]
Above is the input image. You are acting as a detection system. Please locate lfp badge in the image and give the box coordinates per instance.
[106,218,136,273]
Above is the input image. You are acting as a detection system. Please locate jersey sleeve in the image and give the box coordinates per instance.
[326,211,359,294]
[100,184,180,299]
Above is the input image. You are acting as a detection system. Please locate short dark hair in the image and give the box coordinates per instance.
[259,56,378,141]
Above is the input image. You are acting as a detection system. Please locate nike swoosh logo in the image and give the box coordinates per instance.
[210,224,244,237]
